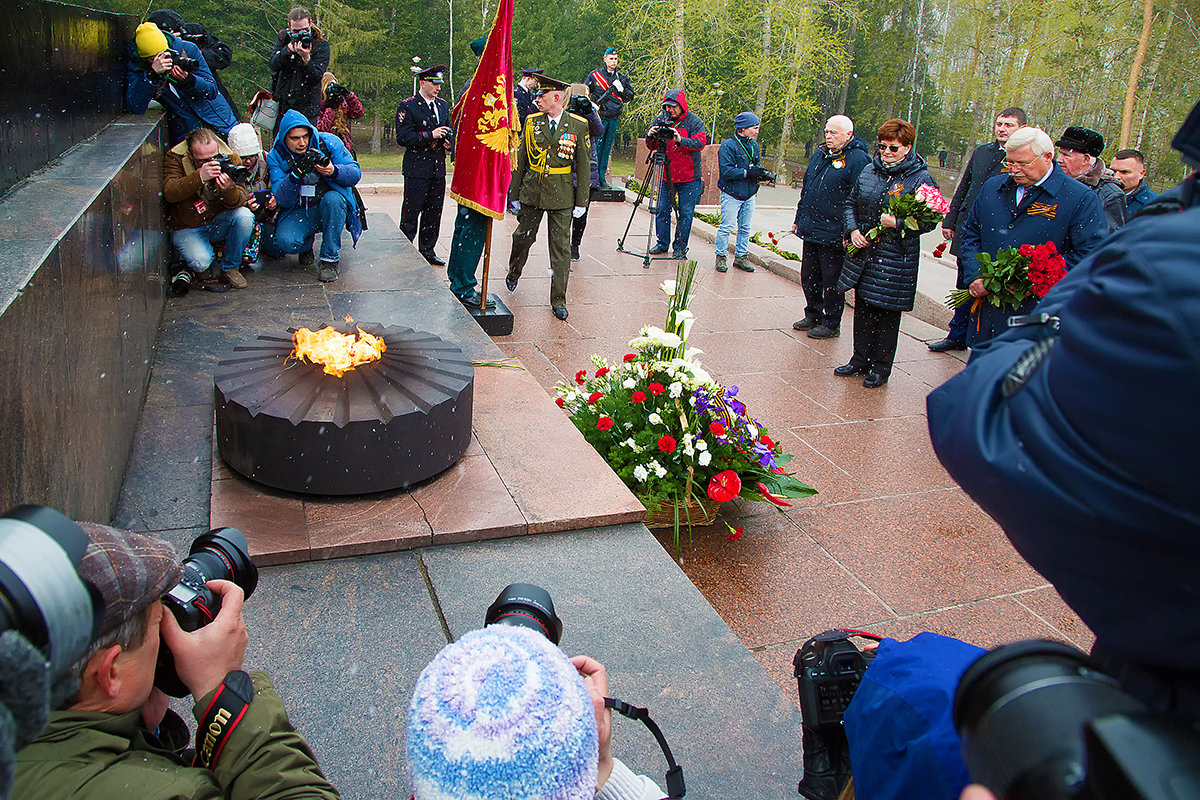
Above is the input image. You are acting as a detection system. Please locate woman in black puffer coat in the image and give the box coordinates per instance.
[836,118,938,387]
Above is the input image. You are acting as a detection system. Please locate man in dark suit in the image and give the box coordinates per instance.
[396,64,454,265]
[929,106,1026,352]
[506,76,591,320]
[956,126,1108,346]
[514,67,543,127]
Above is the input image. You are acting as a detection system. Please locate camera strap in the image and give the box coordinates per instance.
[605,696,686,798]
[193,670,253,771]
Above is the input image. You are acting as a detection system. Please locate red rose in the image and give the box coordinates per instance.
[596,416,614,431]
[1019,244,1036,257]
[555,396,565,407]
[1045,241,1058,255]
[707,470,742,503]
[587,392,603,404]
[623,353,637,362]
[575,370,587,385]
[759,434,775,449]
[596,367,610,378]
[658,435,677,454]
[709,422,726,436]
[649,382,665,396]
[727,525,744,541]
[632,391,647,403]
[1034,244,1049,261]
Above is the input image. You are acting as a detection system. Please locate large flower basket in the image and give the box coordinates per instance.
[642,494,720,530]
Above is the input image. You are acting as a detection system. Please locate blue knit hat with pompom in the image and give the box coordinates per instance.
[406,625,599,800]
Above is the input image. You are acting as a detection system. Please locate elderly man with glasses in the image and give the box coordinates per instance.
[955,126,1107,346]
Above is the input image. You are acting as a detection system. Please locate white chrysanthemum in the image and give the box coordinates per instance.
[633,465,649,482]
[696,440,708,451]
[648,413,662,425]
[697,451,712,466]
[668,381,683,398]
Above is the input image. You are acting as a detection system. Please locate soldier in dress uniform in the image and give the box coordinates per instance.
[396,63,453,265]
[514,67,543,128]
[505,76,591,320]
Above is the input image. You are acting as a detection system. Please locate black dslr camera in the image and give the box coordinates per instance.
[748,164,776,183]
[955,639,1200,800]
[210,153,251,185]
[155,528,258,697]
[794,629,879,800]
[288,28,314,47]
[164,48,201,74]
[290,148,332,176]
[568,93,592,117]
[325,82,350,104]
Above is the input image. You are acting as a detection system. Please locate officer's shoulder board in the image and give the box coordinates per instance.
[566,112,587,124]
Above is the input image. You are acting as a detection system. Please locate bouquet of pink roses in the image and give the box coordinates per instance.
[847,183,950,254]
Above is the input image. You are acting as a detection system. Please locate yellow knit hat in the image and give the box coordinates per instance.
[135,22,169,58]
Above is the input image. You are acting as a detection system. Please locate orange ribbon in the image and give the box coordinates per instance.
[971,297,984,332]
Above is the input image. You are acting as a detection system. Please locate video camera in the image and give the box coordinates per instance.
[954,639,1200,800]
[290,148,332,177]
[155,527,258,696]
[325,82,350,104]
[793,629,879,800]
[164,48,201,75]
[482,584,686,799]
[568,93,593,118]
[288,28,314,47]
[210,153,251,185]
[648,122,676,144]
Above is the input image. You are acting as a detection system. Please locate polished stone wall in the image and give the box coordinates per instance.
[0,2,135,198]
[0,115,167,520]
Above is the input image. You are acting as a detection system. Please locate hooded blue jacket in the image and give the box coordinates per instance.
[267,109,363,246]
[125,33,236,143]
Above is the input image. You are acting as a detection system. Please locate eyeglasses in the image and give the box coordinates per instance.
[877,143,905,152]
[1002,155,1042,168]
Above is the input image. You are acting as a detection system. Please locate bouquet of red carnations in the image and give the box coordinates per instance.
[847,183,951,255]
[946,241,1068,311]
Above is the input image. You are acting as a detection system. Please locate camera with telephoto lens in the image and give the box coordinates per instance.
[325,82,350,103]
[954,639,1200,800]
[484,582,562,644]
[794,629,879,800]
[0,506,103,679]
[288,28,314,46]
[210,153,251,185]
[164,48,201,74]
[568,93,592,117]
[155,527,257,697]
[290,148,332,177]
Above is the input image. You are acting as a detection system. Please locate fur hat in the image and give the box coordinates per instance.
[406,626,599,800]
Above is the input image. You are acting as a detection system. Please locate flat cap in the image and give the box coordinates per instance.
[76,522,181,637]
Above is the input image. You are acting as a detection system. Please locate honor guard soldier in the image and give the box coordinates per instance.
[396,63,454,265]
[514,67,543,127]
[505,76,591,320]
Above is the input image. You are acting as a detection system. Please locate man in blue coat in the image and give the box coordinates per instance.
[268,109,363,282]
[927,98,1200,718]
[791,115,870,339]
[929,106,1025,352]
[126,22,237,145]
[1110,148,1158,217]
[956,126,1107,346]
[714,111,770,274]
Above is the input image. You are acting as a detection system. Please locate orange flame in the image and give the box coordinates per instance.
[289,317,386,377]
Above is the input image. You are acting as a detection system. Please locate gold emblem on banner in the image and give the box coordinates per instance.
[475,76,512,154]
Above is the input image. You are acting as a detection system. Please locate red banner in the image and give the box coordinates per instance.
[449,0,515,220]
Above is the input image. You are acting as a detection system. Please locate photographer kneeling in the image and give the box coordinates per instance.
[12,523,337,799]
[715,111,773,273]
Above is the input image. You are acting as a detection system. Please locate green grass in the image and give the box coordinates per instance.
[356,153,406,170]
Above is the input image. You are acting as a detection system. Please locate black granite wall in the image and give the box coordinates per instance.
[0,2,135,198]
[0,113,168,520]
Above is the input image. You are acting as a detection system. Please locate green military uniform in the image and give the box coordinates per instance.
[507,110,591,311]
[14,671,340,800]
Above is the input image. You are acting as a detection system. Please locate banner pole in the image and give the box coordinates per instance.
[479,217,493,312]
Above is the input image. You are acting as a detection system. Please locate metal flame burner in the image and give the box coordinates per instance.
[214,323,474,495]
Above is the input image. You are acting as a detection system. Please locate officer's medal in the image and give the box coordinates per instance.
[557,133,577,159]
[833,158,845,169]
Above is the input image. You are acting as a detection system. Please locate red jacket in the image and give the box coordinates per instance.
[650,88,707,183]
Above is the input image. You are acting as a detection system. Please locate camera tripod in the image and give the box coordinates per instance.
[617,144,680,269]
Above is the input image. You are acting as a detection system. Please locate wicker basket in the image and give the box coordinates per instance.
[642,495,721,529]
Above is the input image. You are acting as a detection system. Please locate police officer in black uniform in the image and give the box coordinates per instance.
[396,64,454,265]
[514,67,543,128]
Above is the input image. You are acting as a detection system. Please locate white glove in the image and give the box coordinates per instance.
[510,200,521,214]
[572,206,586,218]
[614,80,624,93]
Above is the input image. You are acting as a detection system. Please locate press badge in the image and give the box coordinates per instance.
[300,184,317,197]
[193,199,207,215]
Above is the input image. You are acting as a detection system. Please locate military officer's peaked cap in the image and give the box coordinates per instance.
[536,75,569,94]
[520,67,545,77]
[417,64,447,83]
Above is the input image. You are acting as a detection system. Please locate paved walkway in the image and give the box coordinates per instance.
[363,176,1094,700]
